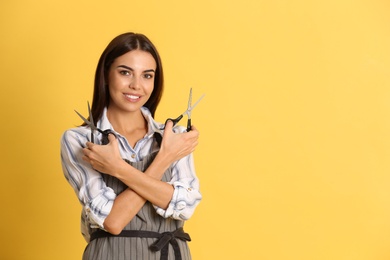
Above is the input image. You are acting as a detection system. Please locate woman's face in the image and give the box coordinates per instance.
[107,49,157,114]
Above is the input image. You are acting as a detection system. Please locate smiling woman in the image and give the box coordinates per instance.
[60,32,202,260]
[108,50,156,112]
[106,50,157,146]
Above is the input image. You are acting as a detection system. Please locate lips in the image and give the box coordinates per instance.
[124,93,141,101]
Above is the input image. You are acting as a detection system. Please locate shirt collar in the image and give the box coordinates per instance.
[97,107,164,139]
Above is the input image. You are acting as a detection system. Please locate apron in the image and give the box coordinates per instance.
[82,141,191,260]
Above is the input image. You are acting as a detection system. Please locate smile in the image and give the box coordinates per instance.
[124,94,141,101]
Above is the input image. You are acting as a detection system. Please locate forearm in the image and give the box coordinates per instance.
[113,153,174,209]
[103,153,178,234]
[103,188,146,235]
[83,125,200,227]
[154,153,202,220]
[114,158,173,208]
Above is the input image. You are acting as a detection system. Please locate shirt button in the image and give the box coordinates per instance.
[131,154,136,159]
[187,188,192,191]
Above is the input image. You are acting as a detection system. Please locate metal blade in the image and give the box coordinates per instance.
[187,88,192,111]
[87,102,96,143]
[189,94,205,111]
[88,102,95,128]
[74,110,92,127]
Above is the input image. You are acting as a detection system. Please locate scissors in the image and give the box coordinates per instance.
[74,102,115,144]
[163,88,205,132]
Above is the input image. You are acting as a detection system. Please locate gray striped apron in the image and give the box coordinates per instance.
[82,150,191,260]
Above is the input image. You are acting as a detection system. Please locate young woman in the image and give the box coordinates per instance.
[60,32,202,260]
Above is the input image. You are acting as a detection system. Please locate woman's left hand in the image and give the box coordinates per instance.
[82,134,125,175]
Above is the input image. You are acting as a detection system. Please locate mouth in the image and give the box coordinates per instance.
[124,93,141,101]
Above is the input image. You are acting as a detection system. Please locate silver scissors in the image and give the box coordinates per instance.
[163,88,205,132]
[74,102,115,144]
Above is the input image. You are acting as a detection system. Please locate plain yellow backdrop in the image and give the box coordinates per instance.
[1,0,390,259]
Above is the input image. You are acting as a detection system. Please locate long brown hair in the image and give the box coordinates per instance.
[89,32,164,124]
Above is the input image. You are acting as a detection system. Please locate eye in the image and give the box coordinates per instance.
[119,70,131,76]
[143,73,154,79]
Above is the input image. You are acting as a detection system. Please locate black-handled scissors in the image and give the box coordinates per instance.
[74,102,115,144]
[163,88,205,132]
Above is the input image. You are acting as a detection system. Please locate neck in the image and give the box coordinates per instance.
[106,107,147,135]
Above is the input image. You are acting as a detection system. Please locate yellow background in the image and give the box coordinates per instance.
[1,0,390,259]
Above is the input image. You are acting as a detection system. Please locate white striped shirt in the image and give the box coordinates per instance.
[60,107,201,240]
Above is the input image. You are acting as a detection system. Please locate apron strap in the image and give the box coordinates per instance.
[90,227,191,260]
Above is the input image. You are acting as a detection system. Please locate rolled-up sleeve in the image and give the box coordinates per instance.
[154,153,202,220]
[60,129,116,229]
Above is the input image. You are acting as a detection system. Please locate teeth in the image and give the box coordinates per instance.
[125,94,140,99]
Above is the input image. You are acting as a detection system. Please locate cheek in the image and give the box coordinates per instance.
[146,80,155,93]
[107,79,124,98]
[108,76,126,91]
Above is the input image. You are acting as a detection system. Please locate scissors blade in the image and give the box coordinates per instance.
[74,109,92,127]
[178,88,194,117]
[185,90,205,132]
[87,102,96,129]
[188,94,205,115]
[187,88,192,111]
[74,102,97,143]
[87,102,96,143]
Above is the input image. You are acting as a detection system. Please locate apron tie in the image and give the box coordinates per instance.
[150,229,191,260]
[90,227,191,260]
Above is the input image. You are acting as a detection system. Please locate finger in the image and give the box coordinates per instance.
[190,125,198,132]
[82,148,96,161]
[82,155,90,163]
[186,128,199,139]
[82,147,90,156]
[107,133,116,143]
[165,120,173,132]
[163,120,173,139]
[85,142,94,149]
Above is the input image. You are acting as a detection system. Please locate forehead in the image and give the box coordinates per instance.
[112,49,157,69]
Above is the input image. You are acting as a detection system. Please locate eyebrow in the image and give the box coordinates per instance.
[117,65,155,73]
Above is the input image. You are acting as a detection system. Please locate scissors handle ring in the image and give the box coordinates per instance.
[165,114,183,128]
[101,129,117,145]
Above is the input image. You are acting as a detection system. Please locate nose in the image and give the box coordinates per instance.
[129,76,141,90]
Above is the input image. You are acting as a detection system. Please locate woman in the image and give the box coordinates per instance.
[60,32,202,260]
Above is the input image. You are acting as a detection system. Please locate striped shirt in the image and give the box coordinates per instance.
[60,107,202,241]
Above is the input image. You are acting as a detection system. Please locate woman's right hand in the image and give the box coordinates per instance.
[159,120,199,164]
